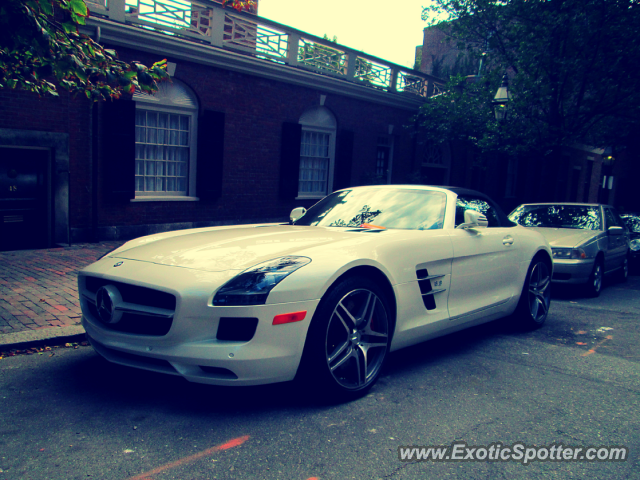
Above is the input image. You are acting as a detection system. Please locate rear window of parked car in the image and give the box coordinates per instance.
[509,205,602,230]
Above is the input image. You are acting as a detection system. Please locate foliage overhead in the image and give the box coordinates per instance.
[0,0,255,100]
[418,0,640,156]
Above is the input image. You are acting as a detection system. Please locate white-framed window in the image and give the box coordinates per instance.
[133,80,198,199]
[298,107,336,198]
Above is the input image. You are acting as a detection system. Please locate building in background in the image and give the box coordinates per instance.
[413,24,638,214]
[0,0,444,249]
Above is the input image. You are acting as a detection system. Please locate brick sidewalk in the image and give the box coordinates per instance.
[0,241,125,335]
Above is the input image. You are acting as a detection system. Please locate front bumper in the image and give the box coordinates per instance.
[551,258,595,284]
[79,258,320,386]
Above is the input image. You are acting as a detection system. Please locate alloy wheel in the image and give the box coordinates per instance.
[325,289,389,390]
[528,261,551,323]
[592,261,603,294]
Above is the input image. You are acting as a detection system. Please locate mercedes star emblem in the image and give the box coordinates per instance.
[95,285,124,324]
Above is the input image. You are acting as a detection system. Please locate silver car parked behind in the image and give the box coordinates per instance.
[508,203,630,296]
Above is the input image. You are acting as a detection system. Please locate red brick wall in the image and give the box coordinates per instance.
[1,45,418,241]
[88,46,418,235]
[0,88,94,230]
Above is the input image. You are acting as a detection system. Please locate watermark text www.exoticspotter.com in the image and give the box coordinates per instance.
[398,442,628,465]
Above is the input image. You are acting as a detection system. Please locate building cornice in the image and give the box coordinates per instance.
[84,18,428,111]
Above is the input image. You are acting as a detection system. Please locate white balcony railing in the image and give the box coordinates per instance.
[86,0,444,98]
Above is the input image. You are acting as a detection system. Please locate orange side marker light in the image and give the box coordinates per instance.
[273,311,307,325]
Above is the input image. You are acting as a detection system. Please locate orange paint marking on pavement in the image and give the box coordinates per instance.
[126,435,250,480]
[581,335,613,357]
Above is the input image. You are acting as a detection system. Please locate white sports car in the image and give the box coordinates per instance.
[79,185,552,399]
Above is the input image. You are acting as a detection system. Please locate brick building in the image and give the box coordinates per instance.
[0,0,444,250]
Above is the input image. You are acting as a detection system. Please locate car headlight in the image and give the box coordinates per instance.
[552,247,587,259]
[631,239,640,252]
[212,256,311,306]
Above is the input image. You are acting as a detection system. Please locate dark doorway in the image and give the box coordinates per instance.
[0,147,50,251]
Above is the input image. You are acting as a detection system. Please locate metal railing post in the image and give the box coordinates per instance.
[107,0,126,23]
[287,33,300,66]
[389,68,398,92]
[209,7,225,47]
[346,52,356,80]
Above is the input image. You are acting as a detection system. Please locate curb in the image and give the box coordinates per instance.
[0,326,87,352]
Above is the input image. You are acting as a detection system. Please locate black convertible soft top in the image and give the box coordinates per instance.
[444,186,516,227]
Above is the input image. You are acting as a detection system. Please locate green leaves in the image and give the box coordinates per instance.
[0,0,168,100]
[417,0,640,156]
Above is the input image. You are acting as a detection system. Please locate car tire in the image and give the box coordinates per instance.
[297,275,391,401]
[514,256,551,330]
[618,254,629,283]
[586,257,604,297]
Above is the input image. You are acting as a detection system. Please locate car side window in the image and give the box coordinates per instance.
[610,209,628,231]
[455,196,501,227]
[604,208,621,229]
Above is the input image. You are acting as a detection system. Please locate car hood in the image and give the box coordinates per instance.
[108,225,387,272]
[527,227,598,248]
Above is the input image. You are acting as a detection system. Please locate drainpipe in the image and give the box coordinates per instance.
[91,102,99,242]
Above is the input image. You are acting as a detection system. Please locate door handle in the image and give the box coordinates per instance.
[503,235,514,246]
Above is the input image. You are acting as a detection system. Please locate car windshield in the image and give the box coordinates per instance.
[621,215,640,233]
[509,204,602,230]
[293,188,447,230]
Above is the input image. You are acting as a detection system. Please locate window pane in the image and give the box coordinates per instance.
[135,108,192,196]
[299,129,331,195]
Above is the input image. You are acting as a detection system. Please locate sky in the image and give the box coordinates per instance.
[258,0,431,69]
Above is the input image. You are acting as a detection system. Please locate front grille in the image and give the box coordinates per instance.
[85,277,176,310]
[82,276,176,336]
[86,302,174,335]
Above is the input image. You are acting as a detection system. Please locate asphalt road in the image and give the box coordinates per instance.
[1,275,639,480]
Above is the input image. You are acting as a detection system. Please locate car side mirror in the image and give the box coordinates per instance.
[290,207,306,224]
[608,225,624,236]
[456,209,489,229]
